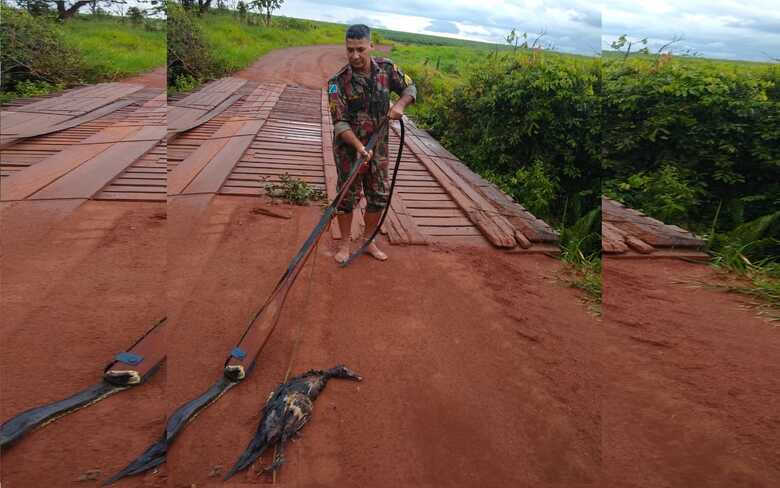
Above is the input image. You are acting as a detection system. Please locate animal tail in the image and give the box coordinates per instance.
[223,434,269,480]
[101,434,166,485]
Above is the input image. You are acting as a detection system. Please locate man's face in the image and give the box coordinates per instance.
[346,37,373,72]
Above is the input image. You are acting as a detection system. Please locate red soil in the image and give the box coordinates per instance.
[0,201,167,487]
[603,258,780,488]
[165,196,601,488]
[234,44,390,89]
[2,44,777,488]
[121,66,166,89]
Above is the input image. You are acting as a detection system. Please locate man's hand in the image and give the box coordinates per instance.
[387,102,404,120]
[388,94,415,120]
[357,145,373,169]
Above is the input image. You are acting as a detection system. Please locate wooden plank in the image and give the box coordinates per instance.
[398,187,447,194]
[422,226,482,236]
[220,186,264,196]
[389,193,427,245]
[250,142,322,153]
[400,193,452,201]
[602,221,629,254]
[405,124,559,245]
[407,208,463,217]
[112,177,165,186]
[93,192,166,201]
[0,125,141,201]
[169,120,246,194]
[30,138,162,200]
[1,99,137,147]
[625,235,655,254]
[414,217,473,227]
[183,134,256,194]
[385,208,408,244]
[237,161,323,170]
[101,185,165,193]
[223,179,325,189]
[398,129,516,248]
[232,167,323,177]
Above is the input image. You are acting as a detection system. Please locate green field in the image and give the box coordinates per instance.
[62,15,166,80]
[193,13,345,74]
[0,9,165,103]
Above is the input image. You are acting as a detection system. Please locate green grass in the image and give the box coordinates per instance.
[1,13,165,103]
[61,15,165,81]
[374,28,505,48]
[708,246,780,321]
[265,174,325,205]
[602,49,776,73]
[558,208,602,312]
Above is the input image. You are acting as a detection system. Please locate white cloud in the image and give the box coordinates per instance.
[278,1,778,61]
[602,0,780,61]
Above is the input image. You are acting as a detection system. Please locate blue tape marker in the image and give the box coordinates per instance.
[115,352,143,365]
[231,347,246,360]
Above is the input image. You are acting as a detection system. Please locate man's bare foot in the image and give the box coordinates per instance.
[366,241,388,261]
[334,244,351,264]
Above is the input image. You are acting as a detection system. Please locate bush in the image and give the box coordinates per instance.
[420,52,601,227]
[0,6,85,91]
[602,58,780,233]
[604,164,705,225]
[127,7,144,26]
[14,79,65,97]
[167,3,221,87]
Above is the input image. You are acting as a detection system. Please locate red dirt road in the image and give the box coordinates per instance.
[121,66,166,89]
[0,201,167,487]
[603,258,780,488]
[234,44,390,88]
[3,43,779,488]
[166,197,601,488]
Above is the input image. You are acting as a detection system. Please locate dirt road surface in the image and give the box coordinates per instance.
[0,201,167,487]
[603,258,780,488]
[2,43,778,488]
[167,197,601,488]
[234,44,390,89]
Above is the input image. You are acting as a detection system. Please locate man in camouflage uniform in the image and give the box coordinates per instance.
[327,24,416,264]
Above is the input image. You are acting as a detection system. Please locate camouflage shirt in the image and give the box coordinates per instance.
[327,57,416,173]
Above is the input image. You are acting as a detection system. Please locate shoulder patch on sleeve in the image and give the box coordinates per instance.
[404,73,413,86]
[328,83,338,94]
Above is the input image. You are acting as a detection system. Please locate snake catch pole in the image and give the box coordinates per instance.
[0,317,167,450]
[106,118,404,484]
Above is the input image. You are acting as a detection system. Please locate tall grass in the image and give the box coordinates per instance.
[61,16,166,81]
[559,207,602,307]
[194,13,345,75]
[707,211,780,315]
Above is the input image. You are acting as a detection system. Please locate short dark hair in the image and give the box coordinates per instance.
[346,24,371,41]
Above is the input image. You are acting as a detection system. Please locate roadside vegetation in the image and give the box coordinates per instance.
[0,4,165,104]
[265,174,325,206]
[601,50,778,312]
[386,41,602,303]
[168,3,345,93]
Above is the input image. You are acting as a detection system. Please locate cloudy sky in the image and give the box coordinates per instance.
[278,0,602,56]
[278,0,779,61]
[602,0,780,61]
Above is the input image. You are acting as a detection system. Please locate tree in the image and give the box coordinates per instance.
[126,5,143,24]
[16,0,52,15]
[610,34,649,60]
[15,0,129,20]
[236,0,247,21]
[250,0,283,26]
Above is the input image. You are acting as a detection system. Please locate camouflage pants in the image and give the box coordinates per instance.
[334,142,389,213]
